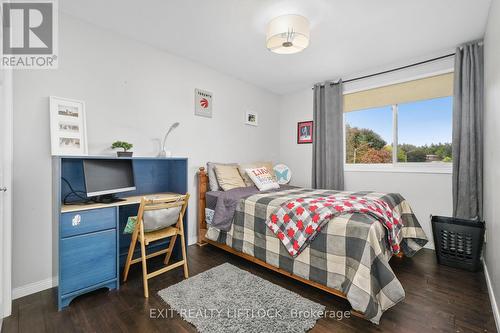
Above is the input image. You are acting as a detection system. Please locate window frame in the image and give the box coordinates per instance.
[343,101,453,174]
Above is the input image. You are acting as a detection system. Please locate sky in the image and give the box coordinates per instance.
[345,96,452,146]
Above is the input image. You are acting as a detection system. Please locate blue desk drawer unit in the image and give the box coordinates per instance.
[61,208,116,238]
[58,208,119,310]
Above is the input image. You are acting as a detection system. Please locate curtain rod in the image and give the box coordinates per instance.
[312,52,455,89]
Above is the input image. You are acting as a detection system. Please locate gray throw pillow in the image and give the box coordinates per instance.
[143,206,182,232]
[207,162,238,191]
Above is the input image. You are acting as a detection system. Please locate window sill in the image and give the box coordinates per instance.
[344,163,452,174]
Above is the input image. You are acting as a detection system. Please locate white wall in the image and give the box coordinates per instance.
[484,0,500,327]
[12,14,280,291]
[278,73,455,249]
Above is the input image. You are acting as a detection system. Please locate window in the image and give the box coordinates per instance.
[397,97,452,163]
[345,106,393,164]
[344,73,453,169]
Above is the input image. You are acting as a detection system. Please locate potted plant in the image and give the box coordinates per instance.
[111,141,133,157]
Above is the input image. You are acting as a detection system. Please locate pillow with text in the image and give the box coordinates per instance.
[245,167,280,191]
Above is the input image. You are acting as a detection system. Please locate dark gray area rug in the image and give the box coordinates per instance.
[158,263,325,333]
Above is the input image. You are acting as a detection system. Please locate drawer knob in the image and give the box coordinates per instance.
[72,214,81,227]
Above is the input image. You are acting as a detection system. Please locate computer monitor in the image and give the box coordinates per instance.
[83,159,136,202]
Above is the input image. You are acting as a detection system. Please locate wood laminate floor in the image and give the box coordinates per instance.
[2,245,497,333]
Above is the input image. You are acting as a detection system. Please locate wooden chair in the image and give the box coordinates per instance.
[122,194,190,297]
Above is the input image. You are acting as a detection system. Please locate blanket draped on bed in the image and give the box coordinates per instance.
[266,194,404,257]
[205,187,428,324]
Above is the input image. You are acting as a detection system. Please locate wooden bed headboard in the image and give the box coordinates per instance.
[197,167,208,245]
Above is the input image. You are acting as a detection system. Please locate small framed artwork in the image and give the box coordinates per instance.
[195,88,213,118]
[297,121,313,144]
[49,96,88,156]
[245,111,258,126]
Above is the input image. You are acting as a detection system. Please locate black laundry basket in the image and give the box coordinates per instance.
[431,215,485,272]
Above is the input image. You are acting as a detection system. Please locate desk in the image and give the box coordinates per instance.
[61,192,181,213]
[53,157,188,310]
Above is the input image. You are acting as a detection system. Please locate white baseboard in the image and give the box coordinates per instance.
[12,277,57,300]
[423,241,435,250]
[188,234,197,246]
[483,261,500,332]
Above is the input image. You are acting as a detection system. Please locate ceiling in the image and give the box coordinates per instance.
[60,0,492,95]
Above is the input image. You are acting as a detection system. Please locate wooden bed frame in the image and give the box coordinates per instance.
[196,166,402,319]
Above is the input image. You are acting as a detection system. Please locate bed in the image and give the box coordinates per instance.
[196,167,428,324]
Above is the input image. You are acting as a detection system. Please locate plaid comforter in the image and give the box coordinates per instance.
[205,187,428,324]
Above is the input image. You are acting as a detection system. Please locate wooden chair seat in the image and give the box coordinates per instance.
[122,193,190,298]
[141,226,179,245]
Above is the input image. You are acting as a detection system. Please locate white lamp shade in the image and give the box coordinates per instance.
[266,14,310,54]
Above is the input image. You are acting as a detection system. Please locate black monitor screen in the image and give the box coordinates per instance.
[83,159,135,197]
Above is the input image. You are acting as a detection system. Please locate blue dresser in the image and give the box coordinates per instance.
[53,156,188,310]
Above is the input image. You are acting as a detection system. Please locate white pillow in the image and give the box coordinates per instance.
[245,167,280,191]
[238,161,276,186]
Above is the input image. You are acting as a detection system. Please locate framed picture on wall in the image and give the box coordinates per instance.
[49,96,88,156]
[194,88,213,118]
[245,111,258,126]
[297,121,313,144]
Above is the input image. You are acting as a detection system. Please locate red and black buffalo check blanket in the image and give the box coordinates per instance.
[267,195,404,257]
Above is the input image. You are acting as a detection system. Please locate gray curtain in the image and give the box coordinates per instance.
[452,41,484,220]
[312,81,344,190]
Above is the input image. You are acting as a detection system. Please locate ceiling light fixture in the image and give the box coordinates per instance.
[266,14,310,54]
